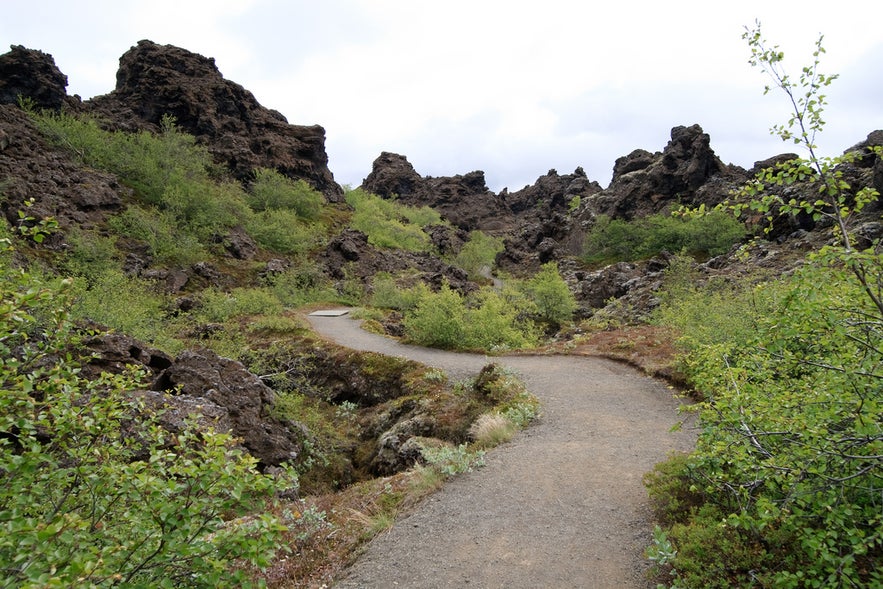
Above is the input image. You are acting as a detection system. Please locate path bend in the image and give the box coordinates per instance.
[307,313,695,589]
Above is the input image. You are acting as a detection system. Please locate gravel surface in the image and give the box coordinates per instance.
[307,312,695,589]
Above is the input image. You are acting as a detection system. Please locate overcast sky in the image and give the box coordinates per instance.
[3,1,882,192]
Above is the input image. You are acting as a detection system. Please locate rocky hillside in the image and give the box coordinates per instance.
[1,39,882,480]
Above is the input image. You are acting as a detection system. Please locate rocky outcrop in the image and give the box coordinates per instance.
[361,152,512,230]
[0,103,124,236]
[496,168,603,271]
[151,348,307,469]
[79,331,307,470]
[322,228,474,293]
[0,45,69,110]
[591,124,745,220]
[86,40,342,200]
[846,130,883,196]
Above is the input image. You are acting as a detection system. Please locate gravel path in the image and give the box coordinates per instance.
[307,313,695,589]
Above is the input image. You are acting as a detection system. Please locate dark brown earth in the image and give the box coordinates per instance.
[308,313,696,589]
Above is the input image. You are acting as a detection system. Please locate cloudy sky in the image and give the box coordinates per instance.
[3,1,882,192]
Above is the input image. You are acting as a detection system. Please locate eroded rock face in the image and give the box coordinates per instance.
[152,348,307,468]
[0,103,124,235]
[87,40,342,200]
[361,152,512,230]
[592,124,741,220]
[0,45,69,110]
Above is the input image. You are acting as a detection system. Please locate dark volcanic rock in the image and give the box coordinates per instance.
[593,124,740,220]
[87,40,342,200]
[846,130,883,195]
[152,348,306,468]
[81,331,173,378]
[496,168,603,271]
[322,228,474,293]
[361,152,512,231]
[0,45,69,110]
[0,103,124,234]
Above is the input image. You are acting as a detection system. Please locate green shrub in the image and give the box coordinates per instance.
[267,260,340,307]
[245,208,318,255]
[345,188,441,252]
[108,204,207,265]
[652,255,780,351]
[402,282,467,348]
[162,178,251,241]
[452,230,504,279]
[69,269,184,351]
[247,168,323,220]
[370,273,430,311]
[461,288,537,350]
[402,283,538,351]
[0,243,294,588]
[197,286,284,323]
[33,112,214,207]
[60,228,120,284]
[520,262,576,329]
[582,210,745,265]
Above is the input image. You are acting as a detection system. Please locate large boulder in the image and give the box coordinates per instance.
[152,348,307,469]
[87,40,342,200]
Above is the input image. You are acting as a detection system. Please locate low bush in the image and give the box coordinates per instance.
[247,168,323,220]
[452,230,504,279]
[245,208,318,255]
[370,273,429,311]
[345,188,441,252]
[521,262,576,330]
[108,205,207,265]
[197,286,284,323]
[402,283,537,351]
[0,242,294,588]
[582,210,745,265]
[70,268,184,353]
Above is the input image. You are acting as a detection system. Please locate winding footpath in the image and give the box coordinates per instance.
[307,312,695,589]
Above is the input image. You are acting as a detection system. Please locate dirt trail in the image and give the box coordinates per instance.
[307,313,695,589]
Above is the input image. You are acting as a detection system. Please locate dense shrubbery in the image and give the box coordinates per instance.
[344,188,442,252]
[647,24,883,588]
[0,238,295,588]
[398,263,575,351]
[451,230,504,280]
[582,209,746,265]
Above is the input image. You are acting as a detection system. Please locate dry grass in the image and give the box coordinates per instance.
[260,463,452,588]
[552,324,685,385]
[468,413,517,449]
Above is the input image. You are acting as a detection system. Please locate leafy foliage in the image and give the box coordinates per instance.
[344,188,441,252]
[452,230,504,279]
[30,110,328,260]
[648,23,883,588]
[0,242,294,588]
[402,282,538,351]
[246,168,323,220]
[582,210,745,265]
[521,262,576,330]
